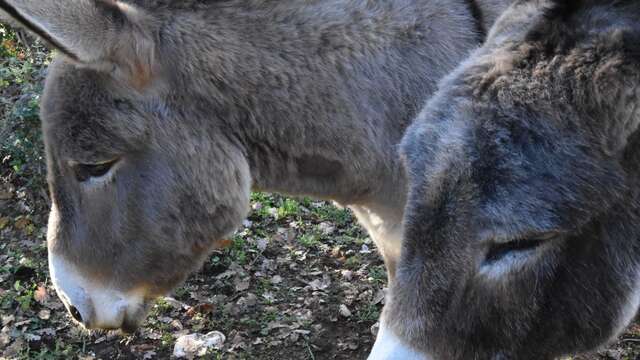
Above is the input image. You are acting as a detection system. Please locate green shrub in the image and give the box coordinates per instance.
[1,24,51,197]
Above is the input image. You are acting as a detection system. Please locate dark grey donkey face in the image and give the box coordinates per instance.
[1,1,250,331]
[397,0,640,358]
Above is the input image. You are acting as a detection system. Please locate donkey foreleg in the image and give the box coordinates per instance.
[350,205,404,281]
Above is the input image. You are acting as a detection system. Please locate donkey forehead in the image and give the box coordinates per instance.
[405,99,626,237]
[472,132,622,231]
[41,60,149,159]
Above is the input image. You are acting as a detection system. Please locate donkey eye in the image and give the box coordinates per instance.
[484,232,560,265]
[484,238,546,264]
[73,160,118,182]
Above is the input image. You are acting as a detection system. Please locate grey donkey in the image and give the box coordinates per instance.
[0,0,513,356]
[395,0,640,358]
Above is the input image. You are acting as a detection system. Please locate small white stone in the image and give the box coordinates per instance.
[318,222,335,235]
[1,315,14,326]
[173,331,226,359]
[37,309,51,320]
[371,321,380,336]
[256,238,269,251]
[341,270,353,281]
[339,304,352,318]
[360,244,372,254]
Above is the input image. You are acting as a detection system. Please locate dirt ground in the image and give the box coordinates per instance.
[1,29,640,360]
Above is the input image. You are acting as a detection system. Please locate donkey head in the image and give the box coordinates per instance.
[396,0,640,358]
[1,0,251,331]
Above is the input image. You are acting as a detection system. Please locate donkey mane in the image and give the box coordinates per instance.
[526,0,640,50]
[463,0,640,112]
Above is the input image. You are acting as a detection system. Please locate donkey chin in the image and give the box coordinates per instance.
[48,251,152,332]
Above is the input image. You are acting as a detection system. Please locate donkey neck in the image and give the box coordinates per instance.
[163,0,504,207]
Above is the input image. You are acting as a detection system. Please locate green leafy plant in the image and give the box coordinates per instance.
[298,233,320,248]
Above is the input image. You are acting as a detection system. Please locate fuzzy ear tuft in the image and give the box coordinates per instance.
[589,29,640,154]
[0,0,157,88]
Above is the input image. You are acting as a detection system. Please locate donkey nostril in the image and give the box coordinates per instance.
[69,305,83,323]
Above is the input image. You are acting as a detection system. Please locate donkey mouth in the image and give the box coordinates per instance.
[120,301,153,334]
[121,316,142,334]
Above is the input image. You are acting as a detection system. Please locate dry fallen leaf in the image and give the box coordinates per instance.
[0,191,13,200]
[24,333,42,342]
[171,319,184,330]
[3,338,26,358]
[318,222,335,235]
[34,285,49,305]
[186,303,215,318]
[372,288,386,305]
[0,217,10,230]
[308,275,331,291]
[15,320,31,327]
[0,332,11,347]
[131,343,156,354]
[35,328,56,337]
[143,330,163,340]
[162,297,189,310]
[235,278,250,292]
[256,238,269,252]
[214,239,233,249]
[13,217,31,230]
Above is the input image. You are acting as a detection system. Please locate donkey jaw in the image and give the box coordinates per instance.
[48,252,148,331]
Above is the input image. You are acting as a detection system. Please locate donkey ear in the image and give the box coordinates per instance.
[0,0,157,88]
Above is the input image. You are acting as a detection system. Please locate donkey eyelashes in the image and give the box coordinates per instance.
[484,237,549,265]
[481,231,561,270]
[72,159,119,183]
